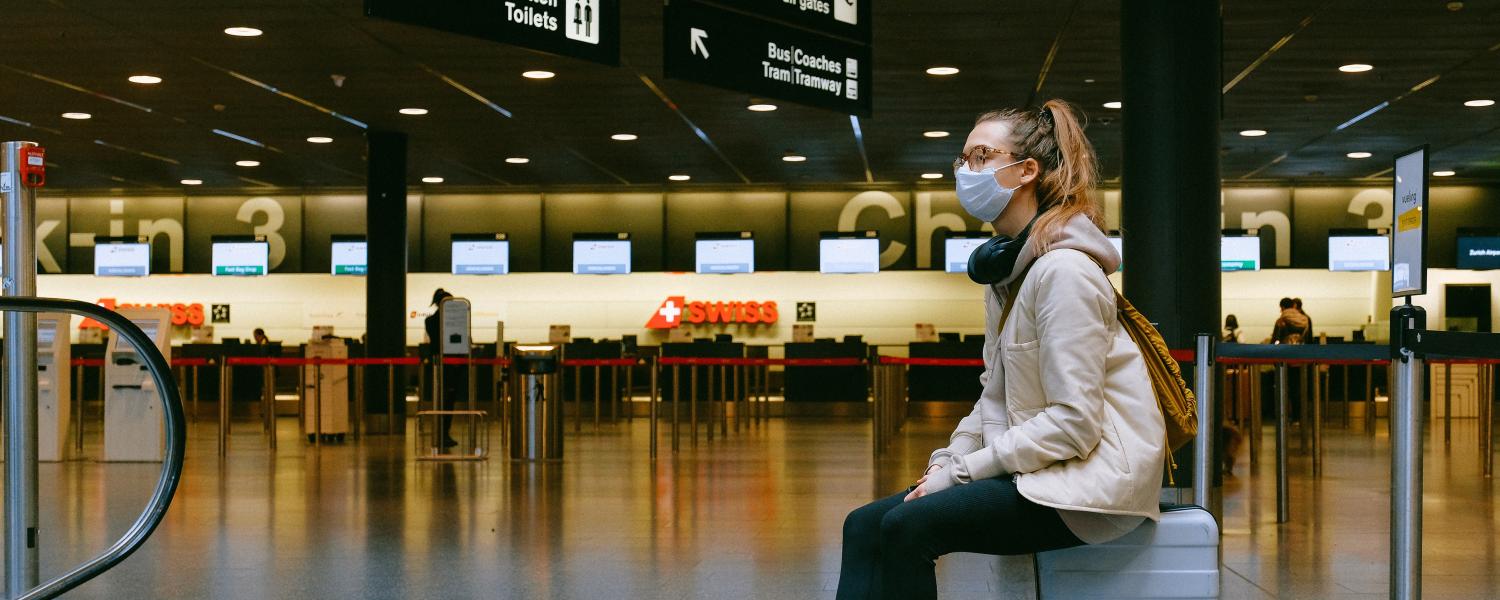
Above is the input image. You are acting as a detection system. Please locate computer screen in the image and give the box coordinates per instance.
[1221,236,1261,271]
[94,242,150,277]
[695,237,755,274]
[819,237,880,274]
[211,240,269,276]
[1328,234,1390,271]
[1457,232,1500,270]
[943,235,988,273]
[452,238,510,275]
[1107,235,1123,272]
[573,238,631,274]
[330,238,367,275]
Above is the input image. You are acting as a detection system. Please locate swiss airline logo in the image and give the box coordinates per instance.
[646,297,778,329]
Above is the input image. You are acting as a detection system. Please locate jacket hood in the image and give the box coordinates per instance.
[996,213,1120,286]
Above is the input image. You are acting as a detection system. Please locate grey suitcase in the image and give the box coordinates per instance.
[1035,503,1219,599]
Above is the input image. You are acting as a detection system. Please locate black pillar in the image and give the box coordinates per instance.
[1121,0,1221,489]
[365,131,408,433]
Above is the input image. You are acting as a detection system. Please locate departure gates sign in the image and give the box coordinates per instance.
[366,0,620,66]
[646,296,779,329]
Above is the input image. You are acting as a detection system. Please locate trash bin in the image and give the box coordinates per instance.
[511,344,562,461]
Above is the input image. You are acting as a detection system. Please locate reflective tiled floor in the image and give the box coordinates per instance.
[16,408,1500,598]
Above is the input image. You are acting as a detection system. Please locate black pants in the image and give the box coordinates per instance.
[438,363,467,441]
[837,477,1083,600]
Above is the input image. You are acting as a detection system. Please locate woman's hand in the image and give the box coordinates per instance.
[903,481,929,502]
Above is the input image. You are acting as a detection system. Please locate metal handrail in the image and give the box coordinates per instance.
[0,297,186,600]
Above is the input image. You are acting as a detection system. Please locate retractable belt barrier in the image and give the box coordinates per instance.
[215,356,423,454]
[558,357,640,433]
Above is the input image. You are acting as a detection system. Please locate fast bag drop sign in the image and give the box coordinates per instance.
[646,296,779,329]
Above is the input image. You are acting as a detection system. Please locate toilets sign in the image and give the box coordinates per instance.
[665,0,873,116]
[365,0,619,66]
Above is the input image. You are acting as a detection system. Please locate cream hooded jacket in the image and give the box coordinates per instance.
[924,215,1166,522]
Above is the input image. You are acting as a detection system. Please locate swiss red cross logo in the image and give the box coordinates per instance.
[646,296,687,329]
[645,297,778,329]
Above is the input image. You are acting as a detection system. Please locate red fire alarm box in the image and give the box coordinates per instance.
[19,146,44,187]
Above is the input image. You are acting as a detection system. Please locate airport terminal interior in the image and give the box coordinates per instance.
[1,1,1499,598]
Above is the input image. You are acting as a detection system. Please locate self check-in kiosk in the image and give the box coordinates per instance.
[304,326,349,442]
[37,313,71,462]
[103,307,171,462]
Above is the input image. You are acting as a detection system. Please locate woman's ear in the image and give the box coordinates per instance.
[1019,157,1042,186]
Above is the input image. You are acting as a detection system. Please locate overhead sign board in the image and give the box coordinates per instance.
[365,0,620,66]
[1391,146,1428,298]
[743,0,870,43]
[664,0,873,116]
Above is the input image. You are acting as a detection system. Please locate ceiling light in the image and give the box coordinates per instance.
[522,70,555,79]
[610,133,638,141]
[668,174,691,181]
[223,27,263,37]
[422,177,444,184]
[235,160,260,167]
[505,157,529,164]
[922,130,950,138]
[398,108,429,115]
[128,75,162,85]
[1103,101,1122,109]
[1339,63,1374,73]
[1239,129,1268,137]
[306,136,333,144]
[925,66,960,76]
[1432,170,1456,177]
[61,112,92,120]
[1464,99,1495,107]
[180,179,203,186]
[747,103,778,112]
[1346,152,1373,159]
[782,153,807,163]
[920,173,943,180]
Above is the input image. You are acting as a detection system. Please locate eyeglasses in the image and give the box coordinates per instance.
[954,145,1024,171]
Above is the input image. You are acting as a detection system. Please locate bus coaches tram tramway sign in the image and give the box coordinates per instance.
[366,0,620,66]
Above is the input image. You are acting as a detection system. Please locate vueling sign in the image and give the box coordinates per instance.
[646,296,779,329]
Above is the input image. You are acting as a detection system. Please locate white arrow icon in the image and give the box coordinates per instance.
[690,28,710,58]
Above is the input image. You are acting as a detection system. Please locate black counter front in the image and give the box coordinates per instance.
[908,340,984,402]
[784,341,867,403]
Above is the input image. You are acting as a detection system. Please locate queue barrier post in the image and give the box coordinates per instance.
[1191,335,1215,519]
[1389,304,1425,600]
[265,364,278,449]
[1276,363,1289,524]
[649,357,658,459]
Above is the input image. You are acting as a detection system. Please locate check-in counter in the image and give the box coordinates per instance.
[660,341,744,403]
[784,339,868,403]
[908,338,984,402]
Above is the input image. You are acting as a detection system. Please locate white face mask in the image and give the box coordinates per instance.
[954,159,1024,223]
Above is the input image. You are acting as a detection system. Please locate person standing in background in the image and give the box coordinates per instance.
[1272,298,1310,345]
[1222,315,1243,343]
[1292,298,1313,340]
[425,289,462,448]
[253,328,270,345]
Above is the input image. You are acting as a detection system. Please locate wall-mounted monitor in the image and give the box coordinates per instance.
[93,236,150,277]
[943,231,991,274]
[211,235,269,276]
[452,233,510,275]
[1221,230,1261,272]
[330,235,367,276]
[1328,228,1390,272]
[819,231,880,274]
[695,231,754,274]
[1457,228,1500,270]
[573,233,631,275]
[1106,231,1123,272]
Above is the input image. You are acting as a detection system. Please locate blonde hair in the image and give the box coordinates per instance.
[974,99,1104,252]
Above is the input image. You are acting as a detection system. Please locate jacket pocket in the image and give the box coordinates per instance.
[1100,415,1132,474]
[1003,339,1044,411]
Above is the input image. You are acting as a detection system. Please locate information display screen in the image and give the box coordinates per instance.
[330,239,367,275]
[695,237,755,274]
[1457,232,1500,270]
[943,235,989,273]
[212,240,269,276]
[452,238,510,275]
[573,238,631,274]
[1392,147,1428,296]
[819,237,880,274]
[1221,236,1261,271]
[1107,235,1123,272]
[94,242,150,277]
[1328,233,1390,271]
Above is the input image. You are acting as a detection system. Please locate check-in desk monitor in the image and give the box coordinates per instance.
[103,307,172,462]
[94,237,150,277]
[1457,228,1500,270]
[1329,229,1390,271]
[452,233,510,275]
[819,231,880,274]
[573,233,631,274]
[37,314,72,461]
[212,235,269,276]
[696,232,754,274]
[1220,234,1261,272]
[943,232,990,273]
[330,235,367,275]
